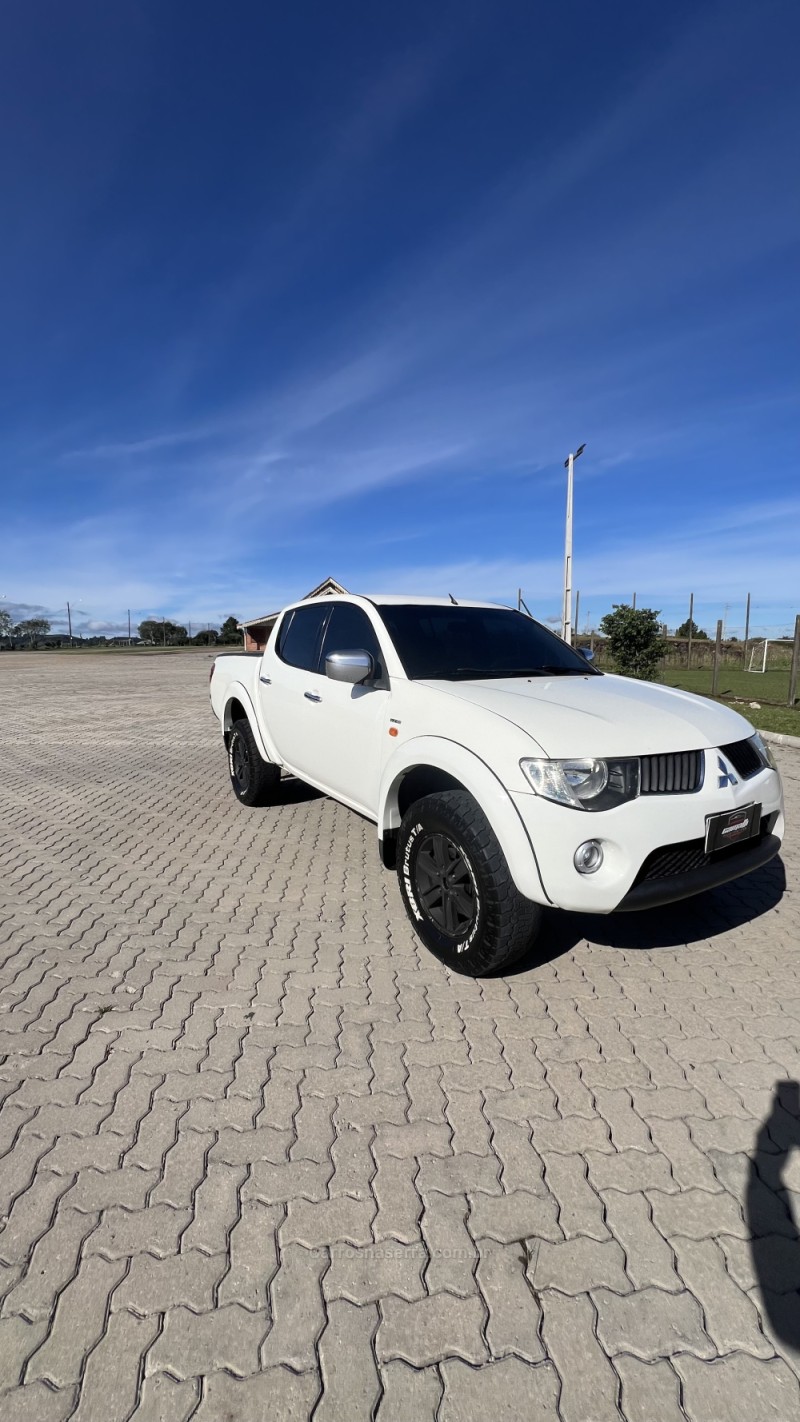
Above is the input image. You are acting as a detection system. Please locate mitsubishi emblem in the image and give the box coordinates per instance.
[717,755,738,789]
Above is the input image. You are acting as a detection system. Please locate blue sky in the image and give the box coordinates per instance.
[1,0,798,639]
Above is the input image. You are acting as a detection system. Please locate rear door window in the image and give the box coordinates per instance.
[276,604,331,671]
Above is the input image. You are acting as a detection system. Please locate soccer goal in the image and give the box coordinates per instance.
[747,639,769,673]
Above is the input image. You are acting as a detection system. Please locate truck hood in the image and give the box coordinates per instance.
[419,673,754,759]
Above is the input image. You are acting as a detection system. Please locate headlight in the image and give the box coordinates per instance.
[751,733,777,771]
[520,756,640,811]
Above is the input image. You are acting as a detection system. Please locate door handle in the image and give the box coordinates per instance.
[259,675,271,684]
[304,691,322,702]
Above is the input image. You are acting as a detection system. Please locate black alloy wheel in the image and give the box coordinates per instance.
[414,831,477,939]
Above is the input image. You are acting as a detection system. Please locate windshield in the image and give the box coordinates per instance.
[376,604,599,680]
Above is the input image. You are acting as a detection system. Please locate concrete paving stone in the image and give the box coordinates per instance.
[469,1188,562,1245]
[531,1237,630,1295]
[593,1286,714,1361]
[689,1114,762,1154]
[243,1157,333,1205]
[324,1239,426,1303]
[334,1091,407,1129]
[218,1199,281,1308]
[371,1146,423,1243]
[417,1150,502,1197]
[542,1152,610,1240]
[260,1243,327,1370]
[315,1299,380,1422]
[210,1126,293,1166]
[192,1368,320,1422]
[73,1309,159,1422]
[477,1236,545,1362]
[151,1129,213,1207]
[0,1381,77,1422]
[675,1351,800,1422]
[1,1206,98,1320]
[377,1121,452,1158]
[529,1116,613,1154]
[129,1372,199,1422]
[601,1190,682,1291]
[540,1290,622,1422]
[329,1124,375,1199]
[377,1292,488,1367]
[490,1117,547,1195]
[422,1191,476,1295]
[376,1361,442,1421]
[84,1203,192,1259]
[113,1249,226,1315]
[183,1162,246,1254]
[585,1147,675,1194]
[445,1088,493,1156]
[648,1185,748,1240]
[439,1356,561,1421]
[282,1195,375,1248]
[0,1315,49,1388]
[613,1356,684,1422]
[148,1303,267,1379]
[61,1165,158,1214]
[484,1085,558,1123]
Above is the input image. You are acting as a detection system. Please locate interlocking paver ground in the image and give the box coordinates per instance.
[0,650,798,1421]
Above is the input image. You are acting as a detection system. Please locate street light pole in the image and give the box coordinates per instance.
[562,443,585,643]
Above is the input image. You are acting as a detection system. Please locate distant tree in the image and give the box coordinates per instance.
[137,618,187,646]
[599,605,663,681]
[15,617,51,644]
[675,617,708,639]
[193,629,218,645]
[219,616,241,644]
[0,609,12,638]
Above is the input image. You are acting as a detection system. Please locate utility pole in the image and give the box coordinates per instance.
[67,601,73,648]
[162,618,166,648]
[127,609,131,644]
[632,592,636,611]
[711,619,723,697]
[562,443,586,643]
[574,591,580,645]
[743,593,751,665]
[687,592,694,670]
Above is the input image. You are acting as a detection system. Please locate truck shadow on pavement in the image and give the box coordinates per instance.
[746,1081,800,1356]
[507,855,786,970]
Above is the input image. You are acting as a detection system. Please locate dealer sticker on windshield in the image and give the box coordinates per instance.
[704,802,761,854]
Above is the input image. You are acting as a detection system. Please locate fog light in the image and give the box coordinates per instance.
[574,840,603,874]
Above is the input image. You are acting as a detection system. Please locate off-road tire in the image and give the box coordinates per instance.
[397,789,542,975]
[227,718,280,807]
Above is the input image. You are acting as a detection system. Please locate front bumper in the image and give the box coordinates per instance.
[510,760,784,913]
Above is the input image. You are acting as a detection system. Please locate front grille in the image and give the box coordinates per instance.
[634,812,778,886]
[720,737,762,780]
[640,750,703,795]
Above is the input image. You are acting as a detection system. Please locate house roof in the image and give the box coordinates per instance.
[238,578,348,629]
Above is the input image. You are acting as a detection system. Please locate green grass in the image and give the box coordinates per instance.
[658,667,799,738]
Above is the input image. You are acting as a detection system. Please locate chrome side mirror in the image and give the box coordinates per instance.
[579,647,595,662]
[325,649,374,685]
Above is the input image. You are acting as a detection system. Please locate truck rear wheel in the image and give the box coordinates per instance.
[228,718,280,807]
[397,790,542,976]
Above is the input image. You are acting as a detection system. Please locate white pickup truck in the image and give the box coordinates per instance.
[210,594,784,976]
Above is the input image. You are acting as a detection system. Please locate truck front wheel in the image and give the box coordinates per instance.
[397,790,542,976]
[227,718,280,807]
